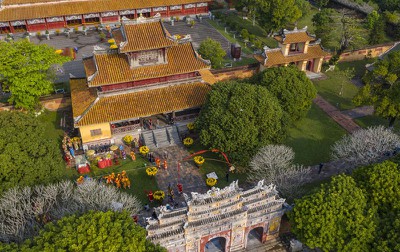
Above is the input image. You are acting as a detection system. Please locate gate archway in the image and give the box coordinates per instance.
[204,237,227,252]
[246,227,263,248]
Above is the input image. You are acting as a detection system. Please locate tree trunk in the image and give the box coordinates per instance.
[389,117,396,128]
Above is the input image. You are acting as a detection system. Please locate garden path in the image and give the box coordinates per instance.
[313,94,362,133]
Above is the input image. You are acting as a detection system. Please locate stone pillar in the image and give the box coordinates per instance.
[314,58,323,73]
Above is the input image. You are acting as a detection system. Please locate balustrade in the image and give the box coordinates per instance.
[111,123,141,135]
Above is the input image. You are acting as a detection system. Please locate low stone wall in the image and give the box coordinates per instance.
[338,42,396,62]
[0,94,71,112]
[210,63,259,82]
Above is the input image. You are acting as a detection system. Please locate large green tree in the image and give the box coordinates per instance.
[198,38,226,69]
[0,40,69,110]
[4,211,166,251]
[0,111,65,193]
[290,175,376,251]
[366,11,385,45]
[257,0,302,33]
[353,51,400,126]
[312,9,366,51]
[353,161,400,251]
[196,81,285,163]
[250,66,316,123]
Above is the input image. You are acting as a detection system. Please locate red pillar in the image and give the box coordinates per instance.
[9,22,14,33]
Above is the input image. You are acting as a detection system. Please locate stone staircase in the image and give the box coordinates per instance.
[163,20,230,53]
[153,128,170,148]
[141,126,182,149]
[142,130,157,150]
[167,126,181,145]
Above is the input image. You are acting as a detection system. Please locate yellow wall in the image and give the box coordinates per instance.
[79,122,112,143]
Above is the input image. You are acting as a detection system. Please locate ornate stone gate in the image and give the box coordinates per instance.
[146,180,286,251]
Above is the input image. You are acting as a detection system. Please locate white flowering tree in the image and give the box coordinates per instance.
[248,145,312,198]
[331,126,400,167]
[0,180,141,243]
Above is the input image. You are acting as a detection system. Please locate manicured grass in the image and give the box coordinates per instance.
[38,110,65,141]
[288,7,319,33]
[284,104,347,166]
[337,58,375,78]
[355,115,400,133]
[313,71,359,110]
[222,56,258,67]
[186,141,248,188]
[207,19,254,55]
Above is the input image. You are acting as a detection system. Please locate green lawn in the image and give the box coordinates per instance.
[355,115,400,133]
[313,71,359,110]
[337,58,375,78]
[207,19,254,55]
[288,7,319,34]
[284,104,347,166]
[38,110,65,141]
[186,142,248,188]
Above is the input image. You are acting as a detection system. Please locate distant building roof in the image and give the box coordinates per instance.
[256,44,330,67]
[113,21,175,53]
[83,42,209,87]
[274,28,315,45]
[75,82,211,126]
[0,0,212,22]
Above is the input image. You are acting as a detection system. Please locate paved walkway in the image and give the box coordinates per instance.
[313,95,362,133]
[342,105,374,119]
[152,145,209,204]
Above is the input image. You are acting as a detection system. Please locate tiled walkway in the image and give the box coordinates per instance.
[313,95,362,133]
[152,145,209,204]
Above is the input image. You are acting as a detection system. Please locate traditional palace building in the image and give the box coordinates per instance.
[255,27,329,73]
[147,181,286,252]
[71,17,215,146]
[0,0,211,34]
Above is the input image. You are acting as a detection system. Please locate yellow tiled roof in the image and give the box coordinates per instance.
[77,82,211,126]
[114,22,175,53]
[0,0,212,21]
[70,78,97,118]
[274,32,315,45]
[263,45,330,67]
[198,69,217,84]
[83,43,209,87]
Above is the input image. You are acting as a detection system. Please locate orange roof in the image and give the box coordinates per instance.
[274,31,315,44]
[83,43,209,87]
[113,22,175,53]
[263,45,330,67]
[198,69,217,84]
[0,0,212,21]
[77,82,211,126]
[70,78,97,118]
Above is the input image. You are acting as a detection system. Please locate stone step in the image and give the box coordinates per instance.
[142,131,157,150]
[153,128,170,148]
[167,126,181,145]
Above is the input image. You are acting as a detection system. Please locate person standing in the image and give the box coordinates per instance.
[318,163,324,174]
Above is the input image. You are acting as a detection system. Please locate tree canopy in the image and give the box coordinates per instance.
[0,40,69,110]
[290,175,376,251]
[250,66,316,123]
[353,51,400,126]
[312,9,366,51]
[0,111,65,194]
[3,211,166,252]
[196,81,286,164]
[0,180,141,243]
[291,160,400,251]
[198,38,226,69]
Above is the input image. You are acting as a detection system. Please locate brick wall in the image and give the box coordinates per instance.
[338,42,396,62]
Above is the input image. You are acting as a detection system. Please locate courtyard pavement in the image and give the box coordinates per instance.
[152,145,209,205]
